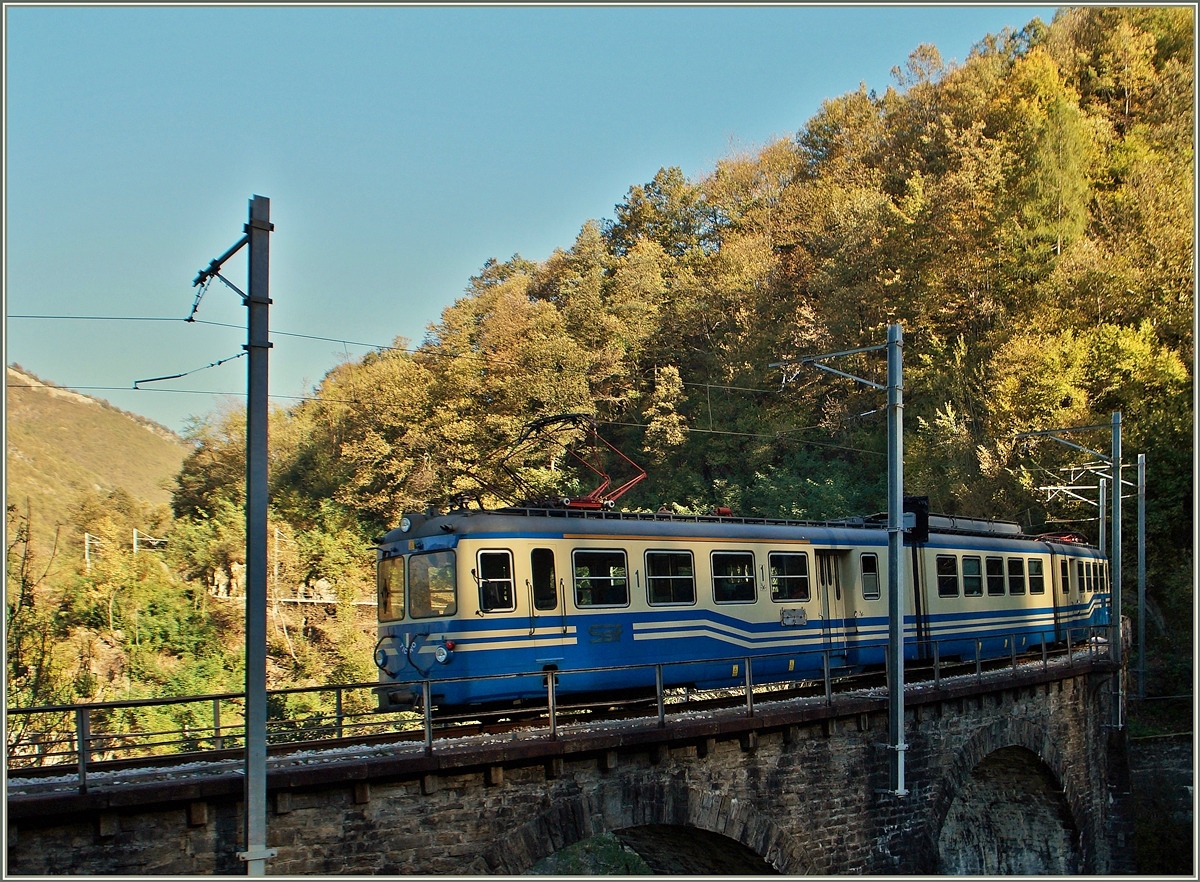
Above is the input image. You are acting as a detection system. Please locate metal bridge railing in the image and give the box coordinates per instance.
[7,627,1109,795]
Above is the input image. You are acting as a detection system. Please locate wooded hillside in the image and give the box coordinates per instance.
[6,365,188,552]
[8,8,1193,721]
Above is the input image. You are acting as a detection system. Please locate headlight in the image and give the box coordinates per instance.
[434,643,454,664]
[374,647,389,669]
[400,516,412,532]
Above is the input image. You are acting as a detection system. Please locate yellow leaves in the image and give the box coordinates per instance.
[987,328,1090,436]
[717,230,776,285]
[893,171,926,225]
[642,366,688,464]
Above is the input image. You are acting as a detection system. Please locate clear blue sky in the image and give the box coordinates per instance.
[5,4,1058,434]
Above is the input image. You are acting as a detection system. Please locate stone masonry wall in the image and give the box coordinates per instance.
[7,671,1127,875]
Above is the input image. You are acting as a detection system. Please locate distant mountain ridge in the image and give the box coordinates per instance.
[6,365,191,543]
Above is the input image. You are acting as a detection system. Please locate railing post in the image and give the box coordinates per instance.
[933,640,941,690]
[1067,628,1075,669]
[422,681,433,756]
[823,650,832,705]
[975,639,982,684]
[1041,641,1048,673]
[546,672,558,741]
[213,698,223,750]
[655,665,665,728]
[744,657,754,717]
[335,687,344,740]
[1010,635,1017,673]
[75,706,90,795]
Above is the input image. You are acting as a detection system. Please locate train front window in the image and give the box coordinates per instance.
[409,550,456,619]
[713,551,756,603]
[1029,559,1045,594]
[936,555,959,598]
[962,556,982,597]
[769,552,810,602]
[378,556,405,622]
[477,550,515,612]
[574,550,628,607]
[646,551,695,605]
[986,557,1005,595]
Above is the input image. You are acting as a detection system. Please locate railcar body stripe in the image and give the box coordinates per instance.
[428,637,579,653]
[562,533,816,544]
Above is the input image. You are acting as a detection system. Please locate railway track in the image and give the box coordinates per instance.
[7,643,1107,800]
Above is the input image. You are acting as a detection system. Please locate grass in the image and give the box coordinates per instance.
[6,365,190,549]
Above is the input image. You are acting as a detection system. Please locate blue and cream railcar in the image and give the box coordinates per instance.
[373,507,1110,710]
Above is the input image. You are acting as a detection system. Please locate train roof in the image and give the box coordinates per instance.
[379,506,1102,555]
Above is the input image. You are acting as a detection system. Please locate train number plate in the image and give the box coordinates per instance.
[780,608,808,627]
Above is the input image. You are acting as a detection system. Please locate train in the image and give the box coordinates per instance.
[372,504,1111,712]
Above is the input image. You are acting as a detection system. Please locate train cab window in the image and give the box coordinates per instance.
[573,550,629,607]
[1060,560,1070,595]
[410,550,457,618]
[769,552,810,602]
[1007,558,1026,594]
[476,550,515,613]
[860,554,880,600]
[962,556,983,597]
[646,551,695,605]
[936,555,960,598]
[986,557,1006,595]
[1029,559,1045,594]
[712,551,756,603]
[531,548,558,611]
[378,556,405,622]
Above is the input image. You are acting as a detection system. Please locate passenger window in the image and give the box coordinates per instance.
[411,550,457,618]
[1007,557,1026,595]
[712,551,756,603]
[531,548,557,611]
[986,557,1005,595]
[378,556,405,622]
[962,556,982,597]
[769,552,810,602]
[573,550,629,607]
[1060,560,1070,595]
[476,550,514,613]
[860,554,880,600]
[1029,559,1045,594]
[646,551,695,605]
[936,555,959,598]
[1077,560,1087,593]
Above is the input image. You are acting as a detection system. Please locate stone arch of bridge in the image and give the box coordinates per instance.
[482,773,817,875]
[930,715,1084,875]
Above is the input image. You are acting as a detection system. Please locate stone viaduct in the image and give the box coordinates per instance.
[7,658,1134,875]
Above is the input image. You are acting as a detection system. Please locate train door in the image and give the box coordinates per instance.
[1050,551,1068,643]
[529,547,566,666]
[816,551,847,664]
